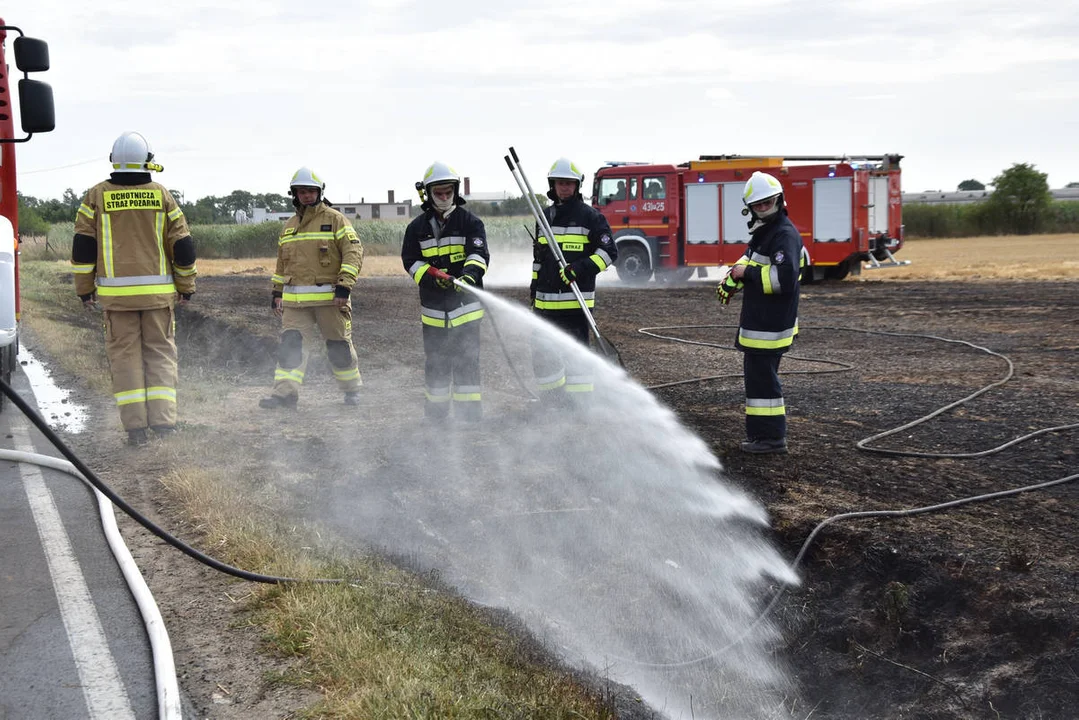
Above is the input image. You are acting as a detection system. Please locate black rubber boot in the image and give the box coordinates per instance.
[259,395,298,409]
[740,438,788,455]
[343,391,360,406]
[127,428,148,446]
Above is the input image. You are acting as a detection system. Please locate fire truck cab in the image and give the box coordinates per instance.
[592,154,906,284]
[1,21,56,407]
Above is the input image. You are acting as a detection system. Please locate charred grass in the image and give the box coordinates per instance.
[19,261,633,718]
[19,233,1079,719]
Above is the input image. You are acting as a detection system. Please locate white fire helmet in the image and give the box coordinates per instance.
[422,161,461,193]
[110,131,161,173]
[290,167,325,203]
[547,157,584,184]
[743,171,783,206]
[742,171,784,221]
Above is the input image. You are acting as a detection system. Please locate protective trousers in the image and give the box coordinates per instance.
[103,308,177,431]
[421,321,481,421]
[271,305,361,400]
[531,311,593,405]
[743,352,786,442]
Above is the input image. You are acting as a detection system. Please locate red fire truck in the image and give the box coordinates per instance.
[1,20,56,406]
[592,154,907,284]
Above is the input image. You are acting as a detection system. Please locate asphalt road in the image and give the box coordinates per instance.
[0,362,158,719]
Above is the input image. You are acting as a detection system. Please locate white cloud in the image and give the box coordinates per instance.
[11,0,1079,204]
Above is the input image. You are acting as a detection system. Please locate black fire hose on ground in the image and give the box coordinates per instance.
[0,377,349,586]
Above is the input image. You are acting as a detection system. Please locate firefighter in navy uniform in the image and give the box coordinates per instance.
[530,158,617,406]
[401,161,489,422]
[71,131,197,446]
[717,171,804,454]
[260,167,364,409]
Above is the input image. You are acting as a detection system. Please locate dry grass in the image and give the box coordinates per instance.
[872,234,1079,281]
[160,438,616,719]
[200,234,1079,282]
[18,261,111,393]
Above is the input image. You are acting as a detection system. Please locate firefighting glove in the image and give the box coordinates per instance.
[271,291,282,309]
[559,265,576,286]
[560,260,588,286]
[333,285,351,299]
[455,274,477,292]
[426,266,455,290]
[716,277,741,305]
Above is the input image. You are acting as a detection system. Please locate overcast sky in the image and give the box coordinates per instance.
[10,0,1079,205]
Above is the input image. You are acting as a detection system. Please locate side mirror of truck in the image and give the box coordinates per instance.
[0,32,56,142]
[13,36,50,72]
[18,79,55,134]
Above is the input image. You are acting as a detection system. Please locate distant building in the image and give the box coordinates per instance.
[460,176,512,209]
[903,188,1079,205]
[247,190,413,223]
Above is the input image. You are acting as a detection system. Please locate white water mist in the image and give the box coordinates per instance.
[322,285,800,719]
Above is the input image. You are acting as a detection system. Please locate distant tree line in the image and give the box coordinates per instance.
[16,188,292,236]
[15,185,547,237]
[17,164,1078,240]
[905,163,1079,237]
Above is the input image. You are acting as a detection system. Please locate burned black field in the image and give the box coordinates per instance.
[167,275,1079,719]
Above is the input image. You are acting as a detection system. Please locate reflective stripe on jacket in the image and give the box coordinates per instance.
[71,178,195,310]
[401,207,489,326]
[531,198,616,313]
[735,212,804,354]
[271,202,364,308]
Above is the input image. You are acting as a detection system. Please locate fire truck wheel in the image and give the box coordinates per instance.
[656,268,694,285]
[824,260,851,281]
[615,244,652,284]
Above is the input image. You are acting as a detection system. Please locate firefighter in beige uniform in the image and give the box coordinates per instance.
[260,167,364,408]
[71,131,197,446]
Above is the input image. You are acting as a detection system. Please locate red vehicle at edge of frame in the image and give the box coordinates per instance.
[0,19,56,408]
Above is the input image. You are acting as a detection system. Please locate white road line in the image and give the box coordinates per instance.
[12,421,136,720]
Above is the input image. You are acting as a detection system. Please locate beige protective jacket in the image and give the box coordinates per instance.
[72,180,196,310]
[271,202,364,307]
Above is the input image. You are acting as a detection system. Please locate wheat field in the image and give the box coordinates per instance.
[198,234,1079,281]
